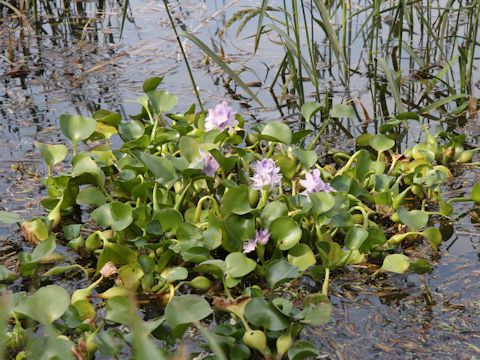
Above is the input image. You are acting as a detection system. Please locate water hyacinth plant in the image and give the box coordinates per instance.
[1,77,480,359]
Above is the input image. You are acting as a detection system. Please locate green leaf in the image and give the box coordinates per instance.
[143,76,164,93]
[472,182,480,203]
[261,121,292,144]
[291,148,318,169]
[287,244,316,271]
[269,217,302,250]
[118,262,145,289]
[309,191,335,216]
[222,215,255,253]
[380,254,410,274]
[331,103,355,118]
[221,185,253,216]
[147,90,177,114]
[91,202,133,231]
[15,285,70,324]
[30,234,56,262]
[244,297,290,331]
[288,341,320,360]
[35,141,68,167]
[154,208,183,232]
[179,136,200,162]
[420,93,466,113]
[301,293,332,325]
[0,265,17,282]
[300,102,322,123]
[261,201,288,228]
[422,227,442,249]
[397,206,428,231]
[76,186,106,206]
[119,120,145,141]
[97,241,138,273]
[344,227,369,250]
[369,134,395,154]
[266,259,299,289]
[225,252,257,278]
[106,296,135,326]
[59,114,96,142]
[0,211,21,224]
[162,267,188,282]
[194,259,226,280]
[139,153,178,187]
[165,295,212,330]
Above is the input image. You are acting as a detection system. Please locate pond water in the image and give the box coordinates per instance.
[1,0,480,358]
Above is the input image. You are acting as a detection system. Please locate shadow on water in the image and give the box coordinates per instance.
[1,0,480,358]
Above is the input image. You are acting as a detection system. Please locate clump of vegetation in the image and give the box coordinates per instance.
[1,76,479,359]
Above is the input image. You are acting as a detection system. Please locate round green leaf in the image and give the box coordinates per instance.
[344,227,369,250]
[300,102,322,123]
[225,252,257,278]
[165,295,212,330]
[291,148,318,169]
[288,341,320,360]
[261,201,288,228]
[422,227,442,249]
[369,134,395,153]
[35,141,68,167]
[139,153,178,187]
[76,186,106,206]
[15,285,70,324]
[331,103,355,118]
[301,293,332,325]
[222,215,255,252]
[154,208,183,232]
[91,202,133,231]
[221,185,253,216]
[309,191,335,216]
[287,244,316,271]
[380,254,410,274]
[59,114,96,142]
[194,259,226,280]
[397,206,428,231]
[266,259,299,289]
[147,90,177,114]
[244,297,289,331]
[118,120,145,141]
[162,267,188,282]
[261,121,292,144]
[270,217,302,250]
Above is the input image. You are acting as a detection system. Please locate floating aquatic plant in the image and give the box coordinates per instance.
[1,77,479,359]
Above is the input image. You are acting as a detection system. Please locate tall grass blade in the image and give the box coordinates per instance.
[313,0,347,82]
[420,93,466,114]
[120,0,129,39]
[164,1,205,112]
[254,0,269,53]
[266,24,314,82]
[181,32,264,107]
[379,58,405,113]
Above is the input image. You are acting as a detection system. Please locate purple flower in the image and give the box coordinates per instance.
[250,158,282,190]
[242,229,271,254]
[243,238,257,254]
[299,169,335,195]
[205,101,238,131]
[255,229,270,245]
[198,149,219,177]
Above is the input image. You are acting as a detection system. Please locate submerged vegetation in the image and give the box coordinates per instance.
[1,0,480,359]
